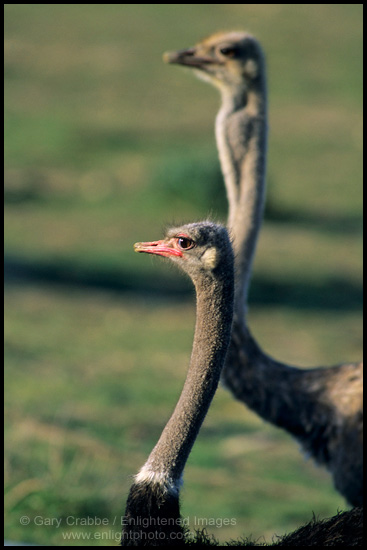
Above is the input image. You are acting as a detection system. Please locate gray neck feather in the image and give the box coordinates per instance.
[215,80,267,316]
[138,266,234,490]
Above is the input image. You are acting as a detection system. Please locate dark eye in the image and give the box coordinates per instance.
[177,237,194,250]
[219,46,237,57]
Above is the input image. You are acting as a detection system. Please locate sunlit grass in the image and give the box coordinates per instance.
[4,283,354,545]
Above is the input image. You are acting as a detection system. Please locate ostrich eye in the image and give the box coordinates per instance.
[219,46,238,57]
[177,237,195,250]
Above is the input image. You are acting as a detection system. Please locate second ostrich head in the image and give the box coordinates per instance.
[163,31,265,95]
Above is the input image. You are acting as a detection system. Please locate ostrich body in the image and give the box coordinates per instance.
[122,222,235,545]
[164,31,363,506]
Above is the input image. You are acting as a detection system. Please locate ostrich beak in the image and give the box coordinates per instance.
[134,240,183,258]
[163,48,214,68]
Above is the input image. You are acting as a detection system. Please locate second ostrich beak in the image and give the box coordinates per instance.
[163,48,214,68]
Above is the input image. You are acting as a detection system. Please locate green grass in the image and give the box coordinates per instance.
[4,4,362,546]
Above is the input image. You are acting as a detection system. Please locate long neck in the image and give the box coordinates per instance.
[136,269,234,494]
[224,318,360,466]
[215,80,267,316]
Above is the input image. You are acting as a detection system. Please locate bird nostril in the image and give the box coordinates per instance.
[183,48,196,57]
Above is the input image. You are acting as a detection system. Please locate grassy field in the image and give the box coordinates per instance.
[4,4,362,546]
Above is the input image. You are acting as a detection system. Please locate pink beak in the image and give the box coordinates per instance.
[134,239,183,258]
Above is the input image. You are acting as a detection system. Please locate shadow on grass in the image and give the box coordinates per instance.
[4,189,362,237]
[4,167,363,236]
[4,254,362,312]
[264,203,363,235]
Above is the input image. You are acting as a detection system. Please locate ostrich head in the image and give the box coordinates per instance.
[163,31,265,93]
[134,221,233,283]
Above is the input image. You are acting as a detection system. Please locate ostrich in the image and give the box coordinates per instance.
[164,31,363,506]
[121,221,362,546]
[122,221,235,545]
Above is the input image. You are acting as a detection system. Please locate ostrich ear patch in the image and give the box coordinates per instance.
[202,247,218,269]
[244,59,258,79]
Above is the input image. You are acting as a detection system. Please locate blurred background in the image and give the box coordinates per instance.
[4,4,362,546]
